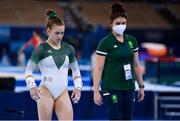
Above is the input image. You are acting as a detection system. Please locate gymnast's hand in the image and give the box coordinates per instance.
[30,87,41,101]
[71,88,81,103]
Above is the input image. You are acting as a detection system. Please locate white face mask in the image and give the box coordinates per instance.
[112,24,126,35]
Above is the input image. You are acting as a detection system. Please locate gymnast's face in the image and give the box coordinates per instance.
[47,24,65,44]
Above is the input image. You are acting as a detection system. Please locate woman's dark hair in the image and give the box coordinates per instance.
[110,2,127,21]
[46,9,64,29]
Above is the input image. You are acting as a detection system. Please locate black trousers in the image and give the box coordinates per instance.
[102,89,135,120]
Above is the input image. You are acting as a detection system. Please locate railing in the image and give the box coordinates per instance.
[154,92,180,120]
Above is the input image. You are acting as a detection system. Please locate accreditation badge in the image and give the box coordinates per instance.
[123,64,132,80]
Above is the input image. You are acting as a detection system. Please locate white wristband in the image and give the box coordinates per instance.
[26,76,36,89]
[74,78,83,89]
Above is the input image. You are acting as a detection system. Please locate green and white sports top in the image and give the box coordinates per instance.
[25,41,82,99]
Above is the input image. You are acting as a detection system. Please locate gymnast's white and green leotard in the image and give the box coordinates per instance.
[25,42,82,100]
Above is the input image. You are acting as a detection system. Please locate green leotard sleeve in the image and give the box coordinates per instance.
[30,44,43,64]
[68,45,76,63]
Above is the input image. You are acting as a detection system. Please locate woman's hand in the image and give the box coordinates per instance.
[30,87,41,101]
[71,88,81,103]
[138,88,145,102]
[94,91,103,106]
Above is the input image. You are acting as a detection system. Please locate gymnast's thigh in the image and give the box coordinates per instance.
[37,85,54,120]
[54,89,73,120]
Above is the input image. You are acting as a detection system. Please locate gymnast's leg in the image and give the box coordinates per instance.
[37,85,54,120]
[54,89,73,120]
